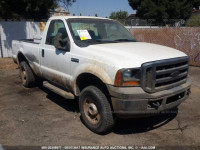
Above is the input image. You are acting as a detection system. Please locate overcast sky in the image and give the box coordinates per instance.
[67,0,136,17]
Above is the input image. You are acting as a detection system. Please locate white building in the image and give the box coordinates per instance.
[49,6,70,17]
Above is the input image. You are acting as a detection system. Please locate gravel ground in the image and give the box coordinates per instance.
[0,58,200,150]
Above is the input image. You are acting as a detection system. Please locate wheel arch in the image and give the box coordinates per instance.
[17,52,28,65]
[75,72,111,99]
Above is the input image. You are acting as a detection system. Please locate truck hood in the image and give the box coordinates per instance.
[87,42,187,68]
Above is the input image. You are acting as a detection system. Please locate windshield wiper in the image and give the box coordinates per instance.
[77,39,136,47]
[89,39,114,43]
[77,39,110,47]
[114,39,136,42]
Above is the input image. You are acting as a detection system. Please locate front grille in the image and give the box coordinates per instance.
[142,57,189,93]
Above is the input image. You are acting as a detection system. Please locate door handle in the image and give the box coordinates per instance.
[42,49,44,57]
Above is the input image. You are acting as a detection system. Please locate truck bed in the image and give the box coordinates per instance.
[12,39,40,65]
[18,39,39,44]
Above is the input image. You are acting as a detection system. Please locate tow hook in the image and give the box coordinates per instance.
[148,100,162,110]
[151,101,161,109]
[187,89,191,95]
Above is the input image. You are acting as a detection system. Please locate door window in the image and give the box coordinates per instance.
[46,20,68,45]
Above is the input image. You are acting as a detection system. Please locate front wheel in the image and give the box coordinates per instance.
[79,86,114,134]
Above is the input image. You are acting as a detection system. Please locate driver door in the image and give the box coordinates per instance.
[40,20,72,89]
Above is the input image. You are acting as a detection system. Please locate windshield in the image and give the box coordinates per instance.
[67,18,137,47]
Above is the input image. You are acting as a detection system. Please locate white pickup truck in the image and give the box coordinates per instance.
[12,16,191,134]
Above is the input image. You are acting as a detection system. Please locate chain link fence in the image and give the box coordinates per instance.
[116,19,200,67]
[129,28,200,67]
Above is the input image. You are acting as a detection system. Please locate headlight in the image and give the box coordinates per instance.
[114,68,141,87]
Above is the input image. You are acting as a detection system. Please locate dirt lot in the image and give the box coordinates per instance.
[0,58,200,149]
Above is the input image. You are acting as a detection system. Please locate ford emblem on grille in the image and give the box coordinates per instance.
[170,71,180,77]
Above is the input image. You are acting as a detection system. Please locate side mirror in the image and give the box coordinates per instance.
[54,33,70,51]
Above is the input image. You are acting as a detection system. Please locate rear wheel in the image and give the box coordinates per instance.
[19,61,36,88]
[79,86,114,134]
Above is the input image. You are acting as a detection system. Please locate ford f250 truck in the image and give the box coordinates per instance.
[12,16,191,134]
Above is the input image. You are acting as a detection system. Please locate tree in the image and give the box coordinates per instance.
[0,0,57,20]
[128,0,200,24]
[192,0,200,10]
[109,10,128,24]
[0,0,76,20]
[187,14,200,26]
[58,0,76,11]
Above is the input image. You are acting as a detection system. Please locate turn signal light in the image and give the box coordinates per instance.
[114,70,140,87]
[114,70,122,87]
[123,81,139,86]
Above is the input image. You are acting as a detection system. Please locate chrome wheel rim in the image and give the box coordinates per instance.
[83,96,100,125]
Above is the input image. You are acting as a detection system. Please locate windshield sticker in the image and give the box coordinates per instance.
[77,30,92,40]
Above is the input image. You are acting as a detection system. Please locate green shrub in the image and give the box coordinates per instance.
[187,14,200,27]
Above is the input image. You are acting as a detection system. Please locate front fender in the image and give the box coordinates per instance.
[72,63,114,94]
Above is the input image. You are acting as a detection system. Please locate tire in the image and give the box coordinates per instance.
[19,61,36,88]
[79,86,114,134]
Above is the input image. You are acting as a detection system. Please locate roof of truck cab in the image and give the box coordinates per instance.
[49,16,112,20]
